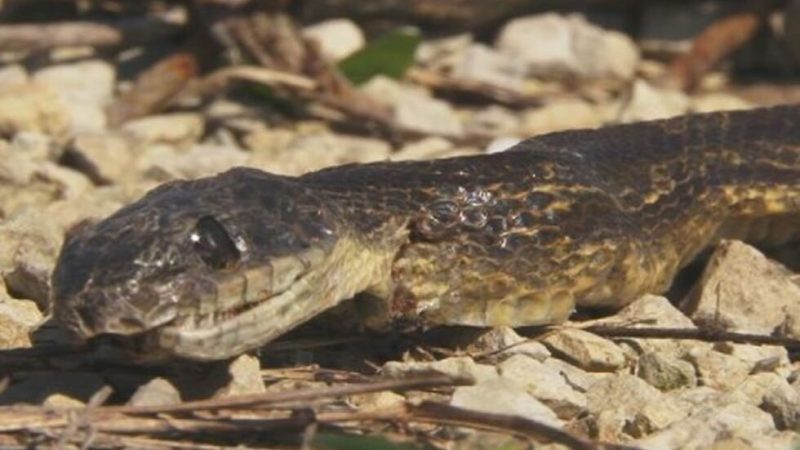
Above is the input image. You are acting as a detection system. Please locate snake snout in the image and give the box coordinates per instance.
[64,289,178,339]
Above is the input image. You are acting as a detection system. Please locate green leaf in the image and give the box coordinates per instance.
[312,432,426,450]
[338,27,421,85]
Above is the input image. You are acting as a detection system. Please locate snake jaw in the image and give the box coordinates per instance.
[151,236,399,361]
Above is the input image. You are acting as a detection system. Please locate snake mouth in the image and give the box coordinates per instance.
[147,246,337,361]
[144,236,398,361]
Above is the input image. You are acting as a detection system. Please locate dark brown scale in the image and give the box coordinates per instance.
[52,106,800,355]
[305,105,800,319]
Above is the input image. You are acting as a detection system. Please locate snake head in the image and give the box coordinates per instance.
[52,167,347,360]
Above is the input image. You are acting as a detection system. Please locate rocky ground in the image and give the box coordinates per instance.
[0,1,799,449]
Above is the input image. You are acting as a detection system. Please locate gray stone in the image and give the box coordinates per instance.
[128,378,182,407]
[361,76,463,137]
[0,65,28,88]
[723,343,791,376]
[450,44,526,91]
[451,378,562,428]
[463,106,520,137]
[69,133,134,184]
[685,240,800,338]
[496,13,639,80]
[762,381,800,431]
[394,94,464,137]
[543,357,608,392]
[391,137,463,161]
[381,356,497,385]
[0,209,64,309]
[0,287,43,350]
[140,143,249,181]
[633,400,780,450]
[618,80,690,123]
[0,82,70,139]
[484,137,522,154]
[498,354,586,419]
[468,326,550,363]
[542,328,627,371]
[520,98,603,136]
[248,131,390,175]
[637,352,697,391]
[591,294,708,358]
[416,34,473,71]
[691,93,753,113]
[11,131,60,162]
[215,355,266,397]
[122,113,205,149]
[33,60,115,133]
[302,19,365,61]
[687,347,752,391]
[586,374,688,441]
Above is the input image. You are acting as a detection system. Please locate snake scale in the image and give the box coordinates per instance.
[52,105,800,360]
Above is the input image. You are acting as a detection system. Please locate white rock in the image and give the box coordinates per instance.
[303,19,365,61]
[498,354,586,419]
[541,328,627,371]
[633,400,779,450]
[391,136,454,161]
[0,291,43,350]
[11,131,59,162]
[450,43,526,90]
[0,82,70,139]
[685,240,800,338]
[69,133,134,183]
[592,295,708,359]
[0,64,28,88]
[362,76,463,136]
[496,13,639,80]
[451,378,562,428]
[686,347,751,391]
[464,106,520,137]
[691,93,754,113]
[122,113,205,149]
[618,80,690,123]
[543,357,608,392]
[586,374,688,441]
[128,378,182,407]
[416,34,473,70]
[381,356,497,385]
[215,355,266,397]
[140,143,249,181]
[485,137,522,154]
[33,60,115,133]
[0,208,67,308]
[248,131,390,175]
[637,351,697,391]
[468,326,550,363]
[519,98,603,136]
[361,75,429,105]
[395,94,464,137]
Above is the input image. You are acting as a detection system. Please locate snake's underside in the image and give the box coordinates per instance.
[52,105,800,360]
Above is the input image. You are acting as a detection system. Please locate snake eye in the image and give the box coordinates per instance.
[191,216,240,269]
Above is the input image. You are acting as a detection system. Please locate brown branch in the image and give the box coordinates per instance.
[668,12,762,91]
[409,401,594,449]
[408,68,542,109]
[0,14,184,52]
[583,325,800,349]
[0,373,471,434]
[107,53,199,127]
[111,373,471,415]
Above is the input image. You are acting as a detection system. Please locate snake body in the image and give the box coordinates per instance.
[52,106,800,360]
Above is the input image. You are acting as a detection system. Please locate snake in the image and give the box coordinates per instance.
[51,105,800,361]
